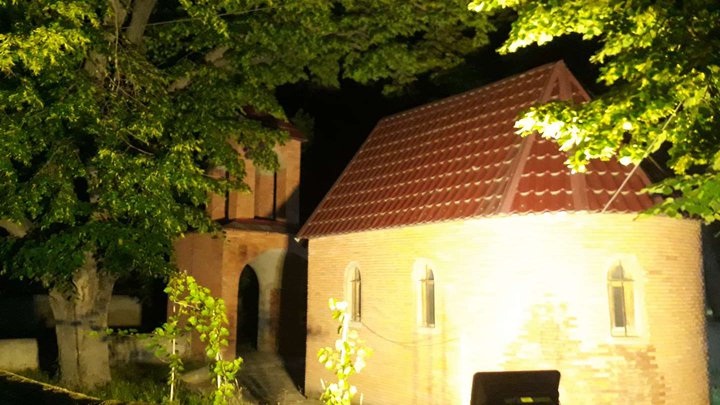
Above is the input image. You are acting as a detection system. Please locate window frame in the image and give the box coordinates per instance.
[607,262,636,337]
[344,263,362,323]
[413,260,437,329]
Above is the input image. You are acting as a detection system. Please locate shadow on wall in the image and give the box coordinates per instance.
[709,322,720,373]
[705,224,720,375]
[276,181,301,227]
[704,224,720,320]
[278,238,308,390]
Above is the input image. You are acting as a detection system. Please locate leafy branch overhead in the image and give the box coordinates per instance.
[470,0,720,222]
[0,0,494,284]
[0,0,493,388]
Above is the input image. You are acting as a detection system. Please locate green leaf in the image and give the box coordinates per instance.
[472,0,720,223]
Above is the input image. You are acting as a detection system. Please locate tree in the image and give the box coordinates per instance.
[0,0,493,388]
[469,0,720,222]
[317,299,370,405]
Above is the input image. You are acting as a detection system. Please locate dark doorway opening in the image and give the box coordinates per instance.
[237,266,259,352]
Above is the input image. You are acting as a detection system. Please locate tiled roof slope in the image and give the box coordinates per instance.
[299,61,655,238]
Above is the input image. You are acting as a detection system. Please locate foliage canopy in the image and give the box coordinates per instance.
[470,0,720,222]
[0,0,493,284]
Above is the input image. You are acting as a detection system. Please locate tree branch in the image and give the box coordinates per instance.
[109,0,128,27]
[168,46,230,92]
[0,218,30,238]
[127,0,157,45]
[205,46,229,66]
[168,76,191,93]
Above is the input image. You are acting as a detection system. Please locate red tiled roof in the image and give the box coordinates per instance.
[299,61,655,238]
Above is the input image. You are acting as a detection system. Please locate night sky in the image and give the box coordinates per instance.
[277,29,601,224]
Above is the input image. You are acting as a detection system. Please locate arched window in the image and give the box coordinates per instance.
[416,264,435,328]
[608,263,635,336]
[346,266,361,322]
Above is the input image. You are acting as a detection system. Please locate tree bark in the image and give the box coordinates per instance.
[168,46,230,92]
[48,253,117,389]
[0,218,30,237]
[126,0,157,45]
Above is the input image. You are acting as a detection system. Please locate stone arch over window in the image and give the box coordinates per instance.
[413,260,436,328]
[608,261,636,337]
[344,263,361,322]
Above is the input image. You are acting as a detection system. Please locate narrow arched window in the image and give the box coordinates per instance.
[608,263,635,336]
[348,267,361,322]
[417,265,435,328]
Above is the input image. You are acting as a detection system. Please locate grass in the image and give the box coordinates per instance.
[19,363,213,404]
[94,363,212,404]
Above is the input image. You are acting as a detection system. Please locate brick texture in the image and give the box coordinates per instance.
[305,213,706,405]
[173,137,304,359]
[207,138,301,223]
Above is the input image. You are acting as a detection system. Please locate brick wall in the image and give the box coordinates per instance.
[209,138,301,223]
[175,229,292,358]
[280,140,301,225]
[175,135,303,358]
[305,213,706,405]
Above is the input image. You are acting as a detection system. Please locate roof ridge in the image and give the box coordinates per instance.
[495,62,564,214]
[379,61,564,124]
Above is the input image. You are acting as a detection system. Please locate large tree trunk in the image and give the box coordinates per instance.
[48,253,116,389]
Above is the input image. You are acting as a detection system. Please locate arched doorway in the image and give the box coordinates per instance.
[237,265,259,352]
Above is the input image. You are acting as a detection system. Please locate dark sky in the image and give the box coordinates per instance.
[277,31,602,224]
